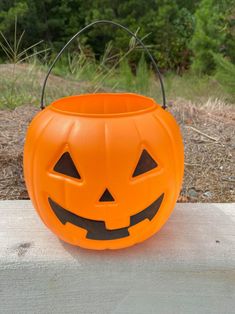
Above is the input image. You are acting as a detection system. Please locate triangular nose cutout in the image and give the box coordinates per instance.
[99,189,115,202]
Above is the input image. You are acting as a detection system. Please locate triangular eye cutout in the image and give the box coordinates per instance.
[99,189,115,202]
[54,152,81,179]
[133,149,158,177]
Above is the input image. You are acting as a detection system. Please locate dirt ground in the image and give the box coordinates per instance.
[0,97,234,202]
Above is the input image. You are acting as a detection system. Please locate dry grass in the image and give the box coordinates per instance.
[170,99,235,202]
[0,63,101,109]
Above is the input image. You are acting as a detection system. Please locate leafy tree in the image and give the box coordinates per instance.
[214,53,235,99]
[85,0,195,71]
[175,0,200,13]
[0,1,28,34]
[0,0,200,72]
[190,0,235,74]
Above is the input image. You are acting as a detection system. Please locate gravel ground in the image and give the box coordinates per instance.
[0,99,234,202]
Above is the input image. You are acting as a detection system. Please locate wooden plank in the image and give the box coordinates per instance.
[0,201,234,314]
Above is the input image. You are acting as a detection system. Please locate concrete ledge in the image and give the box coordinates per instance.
[0,201,234,314]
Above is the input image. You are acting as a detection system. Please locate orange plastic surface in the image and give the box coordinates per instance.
[24,93,184,250]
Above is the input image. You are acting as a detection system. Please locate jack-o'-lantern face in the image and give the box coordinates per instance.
[48,149,164,240]
[24,94,184,250]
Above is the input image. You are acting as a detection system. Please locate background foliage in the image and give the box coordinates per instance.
[0,0,234,71]
[190,0,235,74]
[0,0,234,103]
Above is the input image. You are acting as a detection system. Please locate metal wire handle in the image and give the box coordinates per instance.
[40,20,166,110]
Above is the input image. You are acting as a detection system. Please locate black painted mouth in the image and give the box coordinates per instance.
[48,193,164,240]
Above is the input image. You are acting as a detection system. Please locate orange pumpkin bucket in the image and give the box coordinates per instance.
[24,20,184,250]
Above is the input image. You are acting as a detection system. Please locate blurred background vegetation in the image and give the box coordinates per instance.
[0,0,234,108]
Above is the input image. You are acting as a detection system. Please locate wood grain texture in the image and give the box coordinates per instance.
[0,201,234,314]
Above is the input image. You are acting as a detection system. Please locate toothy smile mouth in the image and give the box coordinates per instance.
[48,193,164,240]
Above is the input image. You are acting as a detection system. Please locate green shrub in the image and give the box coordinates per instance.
[214,54,235,100]
[190,0,235,75]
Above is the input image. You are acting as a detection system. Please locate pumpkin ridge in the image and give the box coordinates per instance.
[31,115,55,224]
[153,112,183,200]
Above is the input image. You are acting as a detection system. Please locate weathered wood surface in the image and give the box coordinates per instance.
[0,201,234,314]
